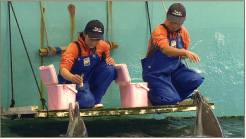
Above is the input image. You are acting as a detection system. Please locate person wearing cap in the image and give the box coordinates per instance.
[141,3,204,106]
[58,20,118,109]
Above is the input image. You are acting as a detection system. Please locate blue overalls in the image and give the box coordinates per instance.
[141,25,204,106]
[58,41,118,109]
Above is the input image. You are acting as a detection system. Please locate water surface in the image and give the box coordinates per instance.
[1,116,244,137]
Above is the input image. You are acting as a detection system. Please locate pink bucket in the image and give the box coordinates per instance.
[47,84,76,110]
[39,64,77,110]
[119,82,149,108]
[115,64,131,84]
[39,64,58,86]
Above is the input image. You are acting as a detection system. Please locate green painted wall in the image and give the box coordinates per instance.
[1,1,244,117]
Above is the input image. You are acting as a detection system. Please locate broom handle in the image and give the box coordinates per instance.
[139,84,150,91]
[80,74,84,87]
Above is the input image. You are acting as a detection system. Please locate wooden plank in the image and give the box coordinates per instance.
[37,103,215,118]
[178,100,194,105]
[1,100,215,119]
[1,115,15,120]
[1,106,39,115]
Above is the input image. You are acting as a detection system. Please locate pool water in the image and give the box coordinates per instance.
[1,116,244,137]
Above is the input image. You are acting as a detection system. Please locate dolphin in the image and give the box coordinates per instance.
[66,102,88,137]
[193,90,224,137]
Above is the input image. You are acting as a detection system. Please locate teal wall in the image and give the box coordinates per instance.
[1,1,244,117]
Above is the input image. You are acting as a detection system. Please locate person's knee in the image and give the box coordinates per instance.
[190,73,204,89]
[105,65,115,73]
[103,65,118,80]
[176,73,204,91]
[148,89,180,105]
[195,74,204,85]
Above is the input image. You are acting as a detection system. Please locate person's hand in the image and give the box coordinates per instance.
[184,51,200,63]
[106,57,115,65]
[71,74,83,84]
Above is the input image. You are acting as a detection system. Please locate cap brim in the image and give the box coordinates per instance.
[87,32,104,40]
[167,14,185,24]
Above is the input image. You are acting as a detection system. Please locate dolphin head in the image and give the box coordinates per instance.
[66,102,88,137]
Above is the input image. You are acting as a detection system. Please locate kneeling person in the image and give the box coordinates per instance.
[59,20,118,109]
[141,3,204,106]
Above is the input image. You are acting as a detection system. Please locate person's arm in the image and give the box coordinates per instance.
[60,67,82,84]
[153,25,199,63]
[59,43,82,84]
[161,46,200,63]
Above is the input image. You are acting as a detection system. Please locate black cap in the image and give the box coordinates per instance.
[167,3,186,24]
[84,20,104,40]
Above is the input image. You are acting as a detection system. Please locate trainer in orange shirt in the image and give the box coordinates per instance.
[141,3,204,105]
[58,20,118,109]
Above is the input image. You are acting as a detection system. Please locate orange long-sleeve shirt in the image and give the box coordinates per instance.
[146,20,190,57]
[60,34,110,71]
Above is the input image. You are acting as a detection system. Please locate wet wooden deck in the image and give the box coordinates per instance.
[1,100,214,119]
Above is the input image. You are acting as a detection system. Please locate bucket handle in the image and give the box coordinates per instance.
[138,83,150,91]
[66,85,78,93]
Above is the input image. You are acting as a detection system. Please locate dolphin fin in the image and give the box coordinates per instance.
[194,91,223,137]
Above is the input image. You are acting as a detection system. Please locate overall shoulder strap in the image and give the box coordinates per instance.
[161,24,170,39]
[161,23,168,30]
[161,23,182,38]
[73,41,82,57]
[148,35,162,57]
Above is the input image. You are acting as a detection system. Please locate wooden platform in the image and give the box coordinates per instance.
[1,100,215,119]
